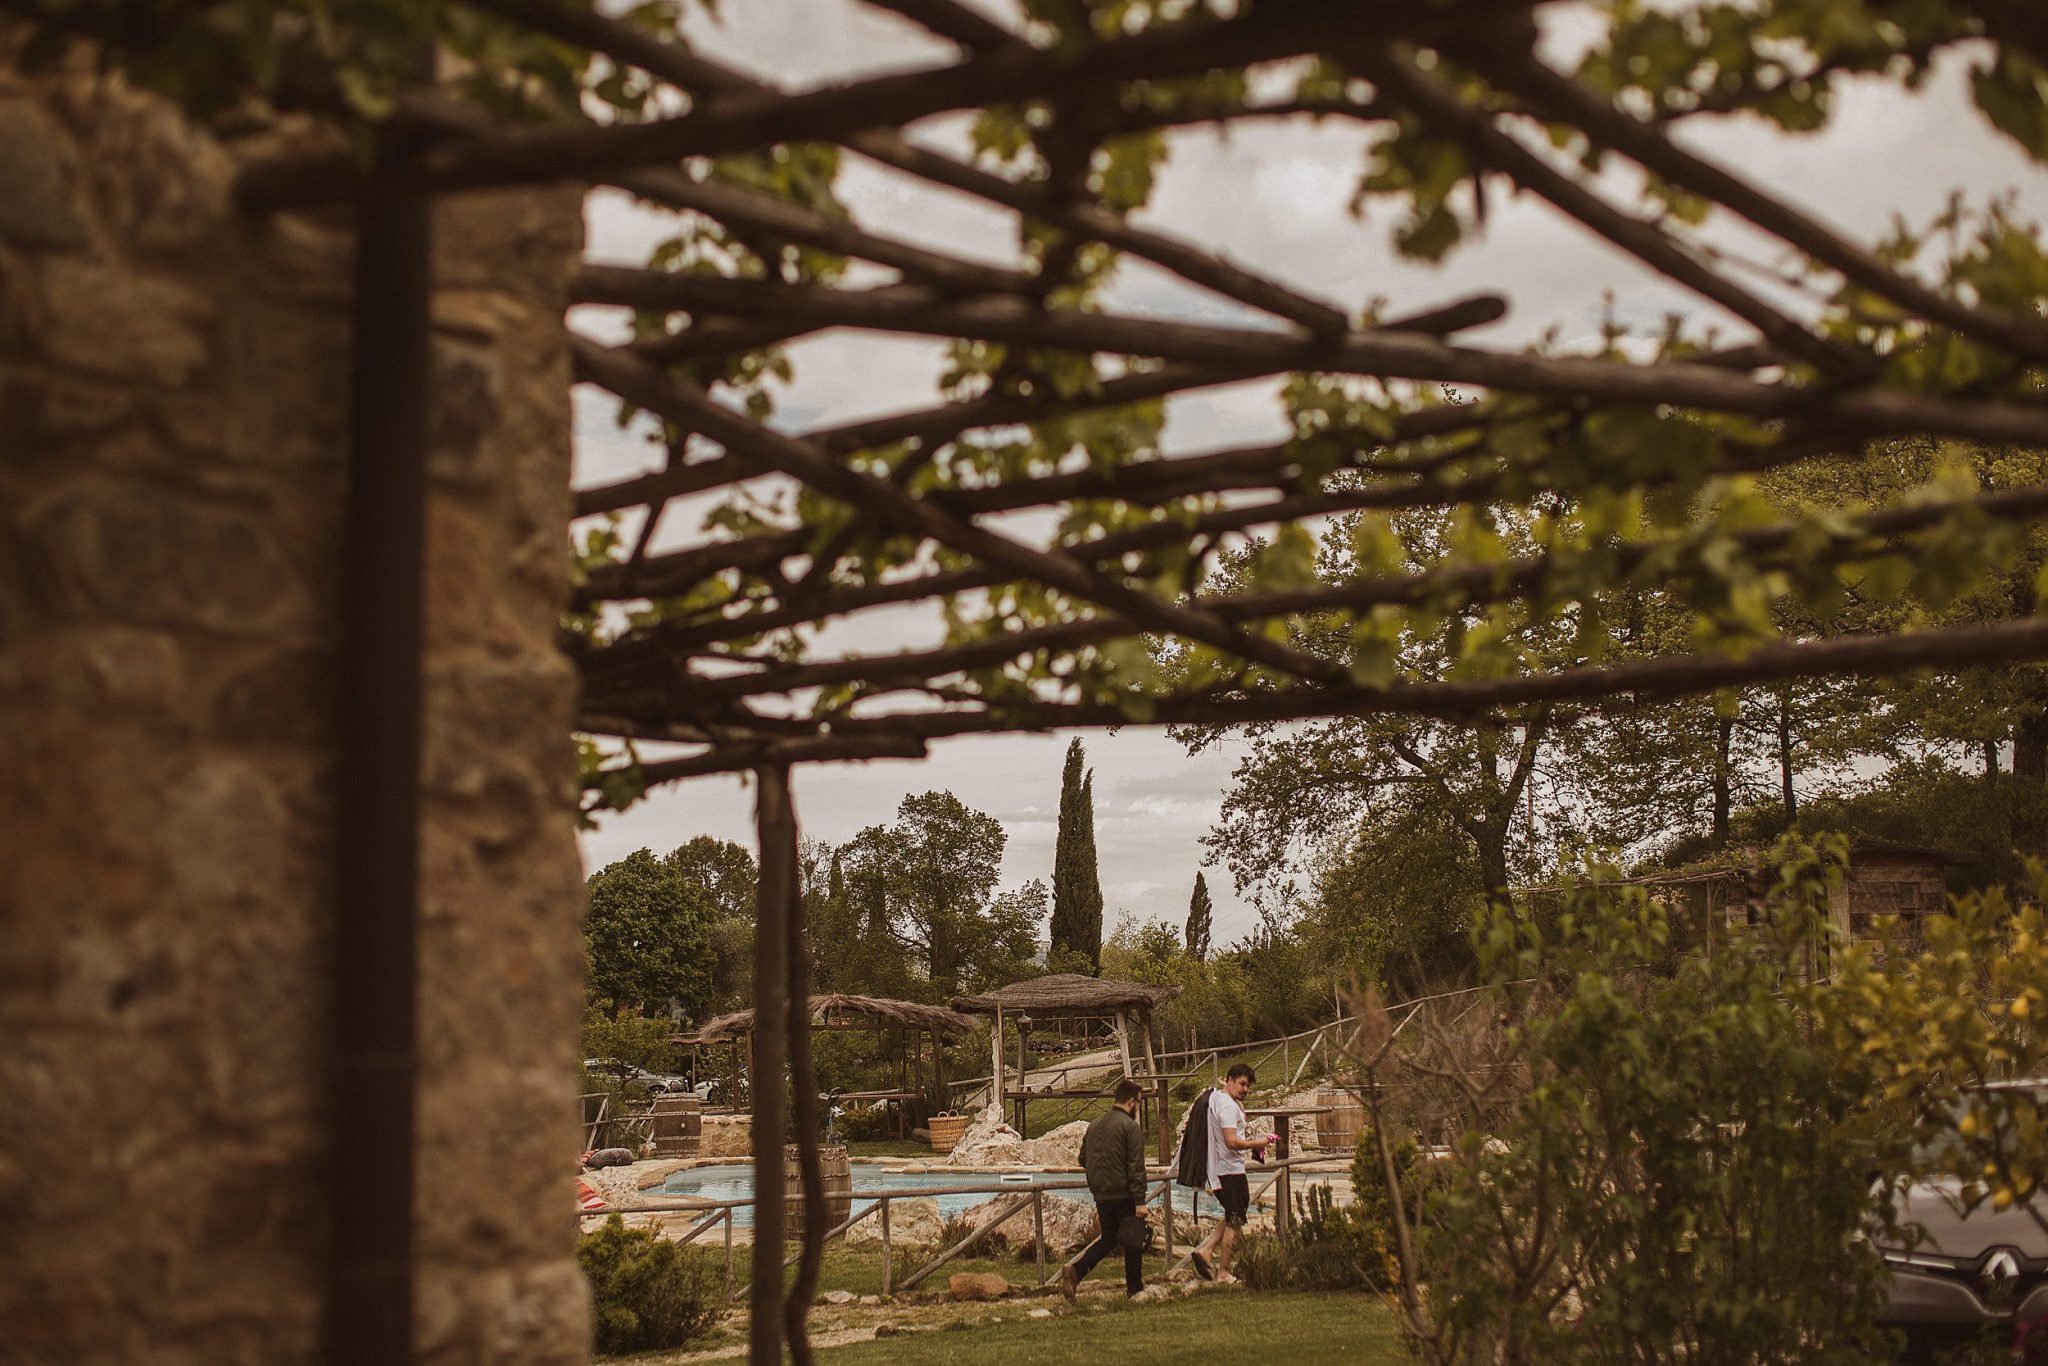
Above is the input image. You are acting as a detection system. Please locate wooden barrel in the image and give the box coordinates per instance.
[927,1112,969,1155]
[1314,1086,1364,1152]
[784,1143,853,1241]
[652,1095,702,1157]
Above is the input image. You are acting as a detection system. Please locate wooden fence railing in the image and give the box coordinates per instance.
[577,1157,1338,1299]
[946,980,1517,1118]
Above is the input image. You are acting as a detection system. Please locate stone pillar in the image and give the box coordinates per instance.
[0,31,588,1366]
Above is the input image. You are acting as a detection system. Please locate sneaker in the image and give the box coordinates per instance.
[1190,1252,1214,1282]
[1215,1270,1241,1287]
[1058,1265,1078,1302]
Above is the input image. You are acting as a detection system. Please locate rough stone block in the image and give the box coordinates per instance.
[36,257,211,385]
[0,100,88,250]
[1,25,585,1366]
[23,484,307,633]
[947,1272,1011,1302]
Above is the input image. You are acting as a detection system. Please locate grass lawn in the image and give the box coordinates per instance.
[724,1246,1184,1299]
[842,1138,935,1159]
[812,1290,1405,1365]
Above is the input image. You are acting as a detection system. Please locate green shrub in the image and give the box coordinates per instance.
[1229,1229,1292,1290]
[833,1103,889,1142]
[577,1215,720,1356]
[1359,837,1900,1365]
[1239,1148,1414,1293]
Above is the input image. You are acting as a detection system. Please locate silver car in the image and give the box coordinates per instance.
[1878,1081,2048,1362]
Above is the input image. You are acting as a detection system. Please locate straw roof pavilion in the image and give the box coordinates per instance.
[954,974,1181,1119]
[693,992,975,1041]
[952,973,1180,1017]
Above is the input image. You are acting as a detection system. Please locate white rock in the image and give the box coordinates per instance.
[1028,1307,1054,1319]
[585,1165,650,1211]
[942,1105,1094,1167]
[820,1290,857,1305]
[957,1193,1100,1255]
[844,1196,944,1250]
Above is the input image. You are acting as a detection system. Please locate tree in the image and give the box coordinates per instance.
[1185,870,1213,961]
[666,836,756,1011]
[1049,738,1105,972]
[1100,913,1254,1048]
[666,835,755,918]
[834,791,1040,998]
[1305,792,1479,993]
[584,849,713,1023]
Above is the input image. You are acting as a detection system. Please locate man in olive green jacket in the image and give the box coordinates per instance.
[1062,1077,1150,1299]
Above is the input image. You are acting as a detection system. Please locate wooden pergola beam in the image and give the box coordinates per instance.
[571,270,2048,446]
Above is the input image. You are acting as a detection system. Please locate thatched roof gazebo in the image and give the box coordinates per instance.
[683,993,977,1136]
[695,992,976,1042]
[953,974,1182,1126]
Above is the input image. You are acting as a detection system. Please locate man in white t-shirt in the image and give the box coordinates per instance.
[1190,1062,1268,1284]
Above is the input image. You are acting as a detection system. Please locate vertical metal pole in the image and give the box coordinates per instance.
[328,127,431,1366]
[750,767,794,1366]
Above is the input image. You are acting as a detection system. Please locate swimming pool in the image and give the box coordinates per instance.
[654,1163,1318,1227]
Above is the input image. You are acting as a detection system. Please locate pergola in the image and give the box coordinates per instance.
[686,992,976,1135]
[134,0,2048,1362]
[954,973,1181,1134]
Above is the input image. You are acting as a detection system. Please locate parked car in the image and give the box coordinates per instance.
[1877,1080,2048,1362]
[582,1058,693,1096]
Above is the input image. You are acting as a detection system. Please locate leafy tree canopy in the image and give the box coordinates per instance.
[584,848,713,1023]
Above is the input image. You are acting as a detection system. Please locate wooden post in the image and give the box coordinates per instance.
[1155,1074,1171,1166]
[724,1209,735,1293]
[880,1198,893,1297]
[781,770,826,1363]
[1015,1019,1029,1135]
[990,1004,1005,1117]
[328,115,432,1366]
[1271,1111,1293,1245]
[1032,1188,1047,1285]
[1112,1009,1134,1077]
[749,765,794,1366]
[1159,1178,1173,1265]
[1141,1018,1168,1164]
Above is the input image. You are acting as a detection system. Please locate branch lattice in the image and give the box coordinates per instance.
[235,0,2048,804]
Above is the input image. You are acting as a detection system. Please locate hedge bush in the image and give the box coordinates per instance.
[577,1215,720,1356]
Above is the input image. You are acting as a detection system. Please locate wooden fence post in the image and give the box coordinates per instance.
[880,1198,892,1296]
[1032,1189,1046,1285]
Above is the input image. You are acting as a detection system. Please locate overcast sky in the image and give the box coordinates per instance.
[572,0,2048,948]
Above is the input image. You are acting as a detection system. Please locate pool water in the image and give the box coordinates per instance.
[655,1163,1314,1228]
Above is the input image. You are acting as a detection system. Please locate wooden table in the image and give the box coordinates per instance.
[1245,1105,1329,1241]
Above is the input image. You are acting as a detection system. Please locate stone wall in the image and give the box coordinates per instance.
[0,34,589,1366]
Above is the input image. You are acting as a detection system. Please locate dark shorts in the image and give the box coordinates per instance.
[1215,1173,1251,1226]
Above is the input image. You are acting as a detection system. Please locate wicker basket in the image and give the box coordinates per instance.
[927,1112,969,1155]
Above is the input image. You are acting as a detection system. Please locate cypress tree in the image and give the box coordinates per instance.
[1050,738,1105,972]
[1186,870,1213,961]
[1079,770,1103,968]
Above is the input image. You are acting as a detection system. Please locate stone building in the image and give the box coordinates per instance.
[0,31,591,1366]
[1641,837,1968,967]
